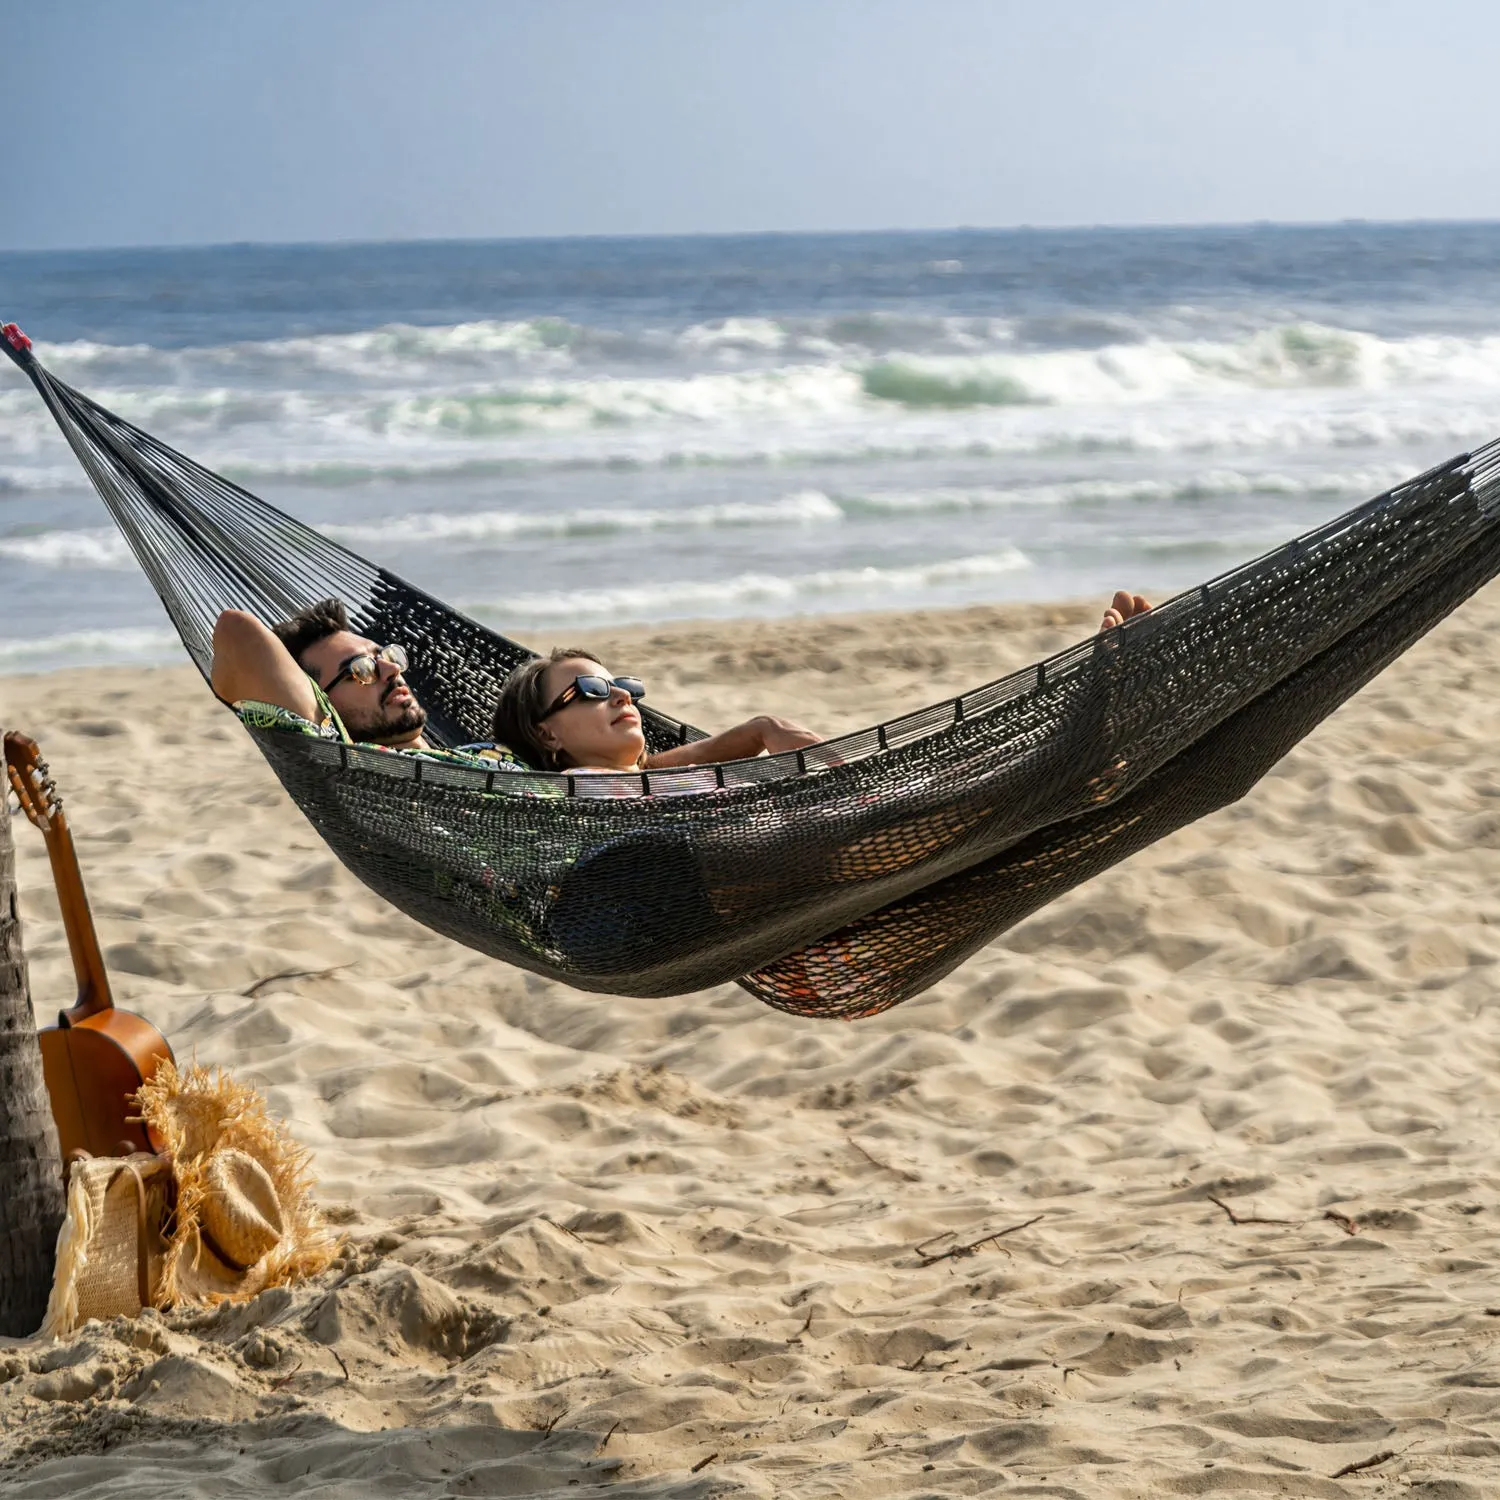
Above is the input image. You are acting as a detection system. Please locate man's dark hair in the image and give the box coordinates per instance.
[272,597,350,666]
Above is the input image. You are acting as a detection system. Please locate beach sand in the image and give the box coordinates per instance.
[2,595,1499,1497]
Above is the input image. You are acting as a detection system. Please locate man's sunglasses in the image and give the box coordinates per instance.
[322,643,409,693]
[541,674,646,720]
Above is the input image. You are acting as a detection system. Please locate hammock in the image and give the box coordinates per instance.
[6,324,1500,1019]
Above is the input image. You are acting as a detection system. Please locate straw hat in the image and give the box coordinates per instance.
[42,1061,337,1337]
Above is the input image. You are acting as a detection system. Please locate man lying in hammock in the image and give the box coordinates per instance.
[211,592,1152,773]
[213,601,469,759]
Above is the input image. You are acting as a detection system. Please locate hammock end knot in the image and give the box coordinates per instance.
[1,323,32,355]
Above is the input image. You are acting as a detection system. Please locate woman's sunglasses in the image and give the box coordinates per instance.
[541,674,646,720]
[322,643,409,693]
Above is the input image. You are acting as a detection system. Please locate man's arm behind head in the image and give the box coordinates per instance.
[210,609,322,723]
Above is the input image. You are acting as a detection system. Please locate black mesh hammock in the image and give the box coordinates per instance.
[7,324,1500,1020]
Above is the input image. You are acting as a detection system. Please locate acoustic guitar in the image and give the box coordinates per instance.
[4,731,174,1161]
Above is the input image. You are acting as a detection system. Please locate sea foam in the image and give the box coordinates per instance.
[0,467,1430,573]
[0,527,135,569]
[472,547,1033,627]
[0,626,181,667]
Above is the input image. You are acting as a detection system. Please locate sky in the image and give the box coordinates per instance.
[6,0,1500,251]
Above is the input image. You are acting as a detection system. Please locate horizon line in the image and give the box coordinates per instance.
[5,214,1500,259]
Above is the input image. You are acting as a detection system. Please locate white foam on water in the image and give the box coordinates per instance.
[29,312,1020,386]
[33,318,1500,401]
[475,546,1032,626]
[9,319,1500,494]
[0,465,83,493]
[0,527,135,569]
[837,464,1416,517]
[677,318,793,356]
[0,463,1425,576]
[857,325,1500,409]
[322,490,843,546]
[0,626,181,668]
[374,364,866,438]
[170,397,1498,490]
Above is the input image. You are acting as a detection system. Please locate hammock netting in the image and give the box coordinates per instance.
[7,330,1500,1019]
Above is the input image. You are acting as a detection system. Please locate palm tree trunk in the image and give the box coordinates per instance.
[0,784,65,1336]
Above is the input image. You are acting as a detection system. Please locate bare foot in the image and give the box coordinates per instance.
[1100,590,1151,632]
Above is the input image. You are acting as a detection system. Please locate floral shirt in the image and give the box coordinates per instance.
[233,686,530,773]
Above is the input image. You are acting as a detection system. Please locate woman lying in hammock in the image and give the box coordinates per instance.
[211,592,1152,774]
[490,590,1153,775]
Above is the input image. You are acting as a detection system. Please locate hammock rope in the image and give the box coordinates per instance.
[6,323,1500,1017]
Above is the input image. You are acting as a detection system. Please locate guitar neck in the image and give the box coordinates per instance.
[39,805,115,1021]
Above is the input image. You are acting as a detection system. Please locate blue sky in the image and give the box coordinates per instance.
[6,1,1500,250]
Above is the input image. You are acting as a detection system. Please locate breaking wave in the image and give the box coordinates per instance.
[0,527,136,569]
[474,546,1038,627]
[0,465,1427,573]
[472,547,1033,627]
[0,626,180,668]
[15,318,1500,419]
[322,490,842,546]
[7,319,1500,498]
[4,400,1494,496]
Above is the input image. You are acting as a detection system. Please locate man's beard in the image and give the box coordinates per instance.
[342,691,428,745]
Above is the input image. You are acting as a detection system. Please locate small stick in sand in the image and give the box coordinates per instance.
[242,963,351,997]
[1330,1449,1395,1478]
[331,1349,350,1381]
[598,1420,621,1450]
[917,1215,1044,1266]
[1323,1209,1360,1235]
[914,1230,955,1257]
[1205,1194,1297,1227]
[690,1453,719,1473]
[846,1135,919,1181]
[540,1216,587,1244]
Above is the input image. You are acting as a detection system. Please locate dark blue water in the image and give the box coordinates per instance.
[10,223,1500,346]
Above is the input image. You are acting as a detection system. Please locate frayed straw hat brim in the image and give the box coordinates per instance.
[135,1060,337,1310]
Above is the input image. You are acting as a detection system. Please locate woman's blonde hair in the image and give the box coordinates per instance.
[492,647,645,771]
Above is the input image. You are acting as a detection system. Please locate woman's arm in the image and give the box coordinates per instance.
[644,714,823,769]
[642,591,1146,772]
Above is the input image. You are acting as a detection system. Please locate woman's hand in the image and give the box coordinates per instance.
[644,714,824,770]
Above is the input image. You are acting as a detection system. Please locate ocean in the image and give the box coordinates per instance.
[5,222,1500,673]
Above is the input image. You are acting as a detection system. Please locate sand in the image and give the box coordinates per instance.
[2,595,1500,1498]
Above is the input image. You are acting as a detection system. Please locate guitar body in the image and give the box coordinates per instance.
[5,731,176,1167]
[38,1013,174,1160]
